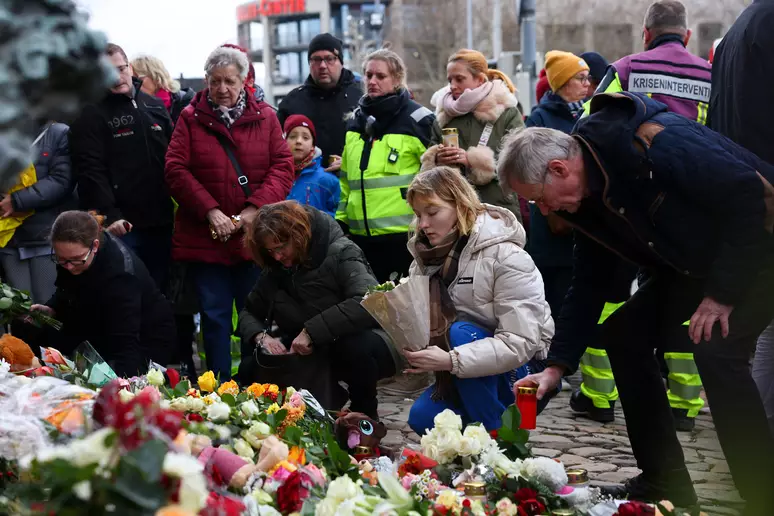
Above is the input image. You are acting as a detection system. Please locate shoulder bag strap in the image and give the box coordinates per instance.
[214,133,252,198]
[477,122,495,147]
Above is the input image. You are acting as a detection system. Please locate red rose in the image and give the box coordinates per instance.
[489,429,499,439]
[200,492,245,516]
[276,470,314,513]
[517,498,546,516]
[93,379,123,427]
[615,501,656,516]
[513,488,539,502]
[186,413,204,423]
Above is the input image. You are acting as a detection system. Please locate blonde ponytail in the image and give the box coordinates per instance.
[449,49,516,93]
[486,69,516,93]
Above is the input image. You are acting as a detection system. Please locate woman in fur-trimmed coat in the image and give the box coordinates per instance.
[421,49,525,222]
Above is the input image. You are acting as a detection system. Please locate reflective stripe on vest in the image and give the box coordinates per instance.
[668,382,703,401]
[349,174,417,191]
[664,352,700,375]
[581,349,613,370]
[347,214,414,232]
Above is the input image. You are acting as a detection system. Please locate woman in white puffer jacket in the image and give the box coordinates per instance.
[403,166,554,433]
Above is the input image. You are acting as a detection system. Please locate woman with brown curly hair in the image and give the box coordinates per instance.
[237,201,400,416]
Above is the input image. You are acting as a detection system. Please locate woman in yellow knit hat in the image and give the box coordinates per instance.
[523,50,590,358]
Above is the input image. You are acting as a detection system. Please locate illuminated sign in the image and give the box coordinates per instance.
[237,0,306,22]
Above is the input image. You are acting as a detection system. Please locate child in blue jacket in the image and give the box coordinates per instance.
[283,115,340,217]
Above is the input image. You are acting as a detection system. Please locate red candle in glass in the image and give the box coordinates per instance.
[516,386,538,429]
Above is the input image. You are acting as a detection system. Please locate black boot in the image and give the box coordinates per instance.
[671,408,695,432]
[599,472,698,509]
[569,389,615,423]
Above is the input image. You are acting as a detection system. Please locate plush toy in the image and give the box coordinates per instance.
[334,411,387,451]
[197,435,289,490]
[0,334,40,372]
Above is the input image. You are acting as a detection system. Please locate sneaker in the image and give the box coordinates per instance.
[569,389,615,423]
[672,408,695,432]
[599,472,698,508]
[378,373,432,397]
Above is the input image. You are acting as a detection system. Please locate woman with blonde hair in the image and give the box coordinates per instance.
[131,54,195,123]
[421,49,525,222]
[402,166,555,433]
[336,48,440,283]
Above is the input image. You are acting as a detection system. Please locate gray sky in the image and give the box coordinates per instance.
[74,0,262,79]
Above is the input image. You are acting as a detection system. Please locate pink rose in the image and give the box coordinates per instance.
[289,392,305,409]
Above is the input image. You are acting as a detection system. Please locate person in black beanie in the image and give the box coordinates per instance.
[278,33,362,173]
[579,51,609,97]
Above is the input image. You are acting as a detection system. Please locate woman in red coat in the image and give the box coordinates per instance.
[165,46,294,380]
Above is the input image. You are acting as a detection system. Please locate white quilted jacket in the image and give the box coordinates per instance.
[408,204,554,378]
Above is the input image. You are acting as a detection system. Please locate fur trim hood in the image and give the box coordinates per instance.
[431,79,518,128]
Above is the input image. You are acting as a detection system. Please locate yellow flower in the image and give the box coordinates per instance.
[266,403,280,414]
[268,460,297,476]
[186,388,201,398]
[197,371,217,393]
[155,506,196,516]
[267,384,280,395]
[217,380,239,396]
[288,446,306,465]
[245,383,266,398]
[436,490,460,509]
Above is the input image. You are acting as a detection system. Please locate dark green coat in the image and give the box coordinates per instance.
[237,207,400,367]
[421,80,525,220]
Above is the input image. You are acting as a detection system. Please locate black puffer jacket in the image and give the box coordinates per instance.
[47,232,175,377]
[69,78,174,228]
[277,69,362,164]
[9,123,76,247]
[237,206,400,373]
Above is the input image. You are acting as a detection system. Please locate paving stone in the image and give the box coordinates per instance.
[710,461,730,474]
[696,429,718,440]
[529,434,573,444]
[538,430,583,438]
[687,462,712,472]
[689,470,733,484]
[555,454,587,466]
[612,447,634,455]
[576,436,615,446]
[616,466,642,477]
[695,485,745,504]
[595,470,640,483]
[530,447,561,458]
[589,480,624,488]
[701,506,741,516]
[699,449,727,460]
[682,438,723,452]
[681,447,700,460]
[569,446,618,458]
[575,462,618,473]
[605,454,640,467]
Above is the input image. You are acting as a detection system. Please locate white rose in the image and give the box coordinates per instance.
[433,410,462,431]
[247,421,272,439]
[187,397,206,413]
[463,424,492,450]
[315,498,338,516]
[68,428,116,467]
[457,436,481,457]
[325,475,363,504]
[178,472,209,513]
[205,392,221,403]
[240,400,261,419]
[146,368,165,387]
[169,397,190,412]
[159,399,171,409]
[118,388,135,403]
[434,429,461,455]
[163,451,204,478]
[206,401,232,423]
[233,438,255,460]
[72,480,91,501]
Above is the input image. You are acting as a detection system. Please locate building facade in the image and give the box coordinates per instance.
[236,0,387,103]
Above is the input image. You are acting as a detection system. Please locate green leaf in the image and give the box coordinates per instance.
[283,425,303,446]
[501,404,522,433]
[173,379,192,397]
[120,439,167,482]
[221,393,236,407]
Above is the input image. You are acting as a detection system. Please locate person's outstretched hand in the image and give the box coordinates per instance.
[514,364,563,400]
[689,296,733,344]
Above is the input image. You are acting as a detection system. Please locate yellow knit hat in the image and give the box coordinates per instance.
[545,51,590,92]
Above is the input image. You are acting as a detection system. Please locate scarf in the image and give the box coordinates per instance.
[294,149,316,175]
[546,91,585,120]
[441,81,494,118]
[156,89,172,111]
[208,89,247,129]
[358,89,409,138]
[414,229,470,401]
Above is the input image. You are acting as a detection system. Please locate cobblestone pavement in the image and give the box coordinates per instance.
[376,376,742,516]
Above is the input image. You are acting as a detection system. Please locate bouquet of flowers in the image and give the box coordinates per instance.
[0,282,61,330]
[361,274,431,354]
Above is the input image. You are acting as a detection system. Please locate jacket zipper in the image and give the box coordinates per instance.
[574,134,687,275]
[358,136,373,237]
[132,99,155,180]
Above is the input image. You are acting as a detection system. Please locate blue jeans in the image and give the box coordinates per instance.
[408,322,556,434]
[122,225,173,290]
[190,262,259,380]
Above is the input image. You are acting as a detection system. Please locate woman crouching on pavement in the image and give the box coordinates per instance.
[237,201,400,417]
[31,211,175,377]
[404,167,555,433]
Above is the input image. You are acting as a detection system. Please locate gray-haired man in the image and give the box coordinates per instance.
[500,91,774,512]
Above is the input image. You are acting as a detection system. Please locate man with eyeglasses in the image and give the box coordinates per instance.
[501,92,774,512]
[277,33,361,173]
[69,43,174,289]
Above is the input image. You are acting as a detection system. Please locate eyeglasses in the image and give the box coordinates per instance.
[52,243,95,266]
[573,74,591,84]
[309,55,338,66]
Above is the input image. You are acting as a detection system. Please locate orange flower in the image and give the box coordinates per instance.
[155,506,196,516]
[245,383,266,398]
[288,446,307,465]
[186,388,201,398]
[217,380,239,396]
[267,384,280,395]
[268,460,297,476]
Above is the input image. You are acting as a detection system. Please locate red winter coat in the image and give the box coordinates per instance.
[165,90,294,264]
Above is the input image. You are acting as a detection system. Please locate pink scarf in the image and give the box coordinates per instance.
[156,89,172,111]
[441,81,494,118]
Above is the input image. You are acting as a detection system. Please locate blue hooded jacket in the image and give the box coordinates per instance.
[287,148,341,218]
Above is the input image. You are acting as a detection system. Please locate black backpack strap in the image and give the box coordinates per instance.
[214,133,252,198]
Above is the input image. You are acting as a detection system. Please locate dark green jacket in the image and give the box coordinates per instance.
[238,206,400,365]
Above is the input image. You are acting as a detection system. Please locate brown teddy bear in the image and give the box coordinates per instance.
[0,334,40,372]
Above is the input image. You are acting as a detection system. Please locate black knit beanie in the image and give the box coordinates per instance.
[307,33,344,63]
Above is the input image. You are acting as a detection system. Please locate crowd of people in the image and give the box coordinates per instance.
[0,0,772,513]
